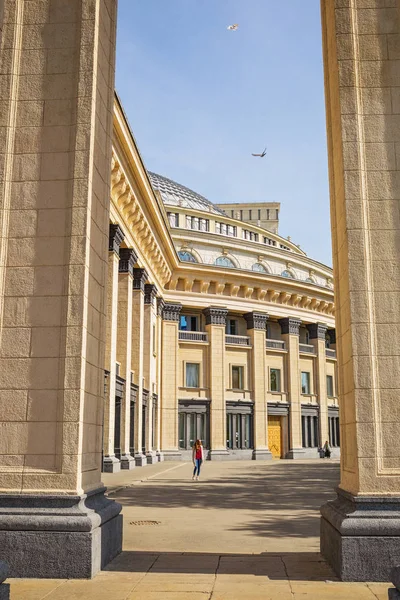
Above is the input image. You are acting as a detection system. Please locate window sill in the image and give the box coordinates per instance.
[179,386,208,391]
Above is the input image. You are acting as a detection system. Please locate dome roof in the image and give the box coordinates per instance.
[149,172,226,216]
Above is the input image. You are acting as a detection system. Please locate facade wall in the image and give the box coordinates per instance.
[103,104,339,466]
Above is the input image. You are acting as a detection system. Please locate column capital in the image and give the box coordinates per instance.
[327,328,336,345]
[162,302,182,321]
[244,311,268,330]
[156,297,165,317]
[132,268,148,292]
[109,224,124,255]
[118,248,137,275]
[144,283,157,305]
[203,306,228,326]
[307,322,328,340]
[279,317,301,336]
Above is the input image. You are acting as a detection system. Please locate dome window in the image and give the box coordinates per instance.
[281,269,295,279]
[215,256,236,268]
[252,263,267,273]
[178,250,198,263]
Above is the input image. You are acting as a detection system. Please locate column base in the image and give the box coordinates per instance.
[156,451,164,462]
[146,452,158,465]
[102,455,121,473]
[252,449,273,460]
[120,454,136,470]
[320,489,400,581]
[0,487,122,579]
[209,449,230,461]
[285,448,306,459]
[162,450,183,461]
[135,453,147,467]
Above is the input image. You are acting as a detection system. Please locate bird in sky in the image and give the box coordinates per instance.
[252,147,267,158]
[227,24,239,31]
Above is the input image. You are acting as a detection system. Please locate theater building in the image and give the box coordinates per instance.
[103,95,338,472]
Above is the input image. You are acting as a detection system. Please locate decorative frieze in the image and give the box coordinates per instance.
[109,224,124,255]
[119,248,137,275]
[203,306,228,326]
[132,268,148,292]
[162,302,182,322]
[307,322,328,340]
[278,317,301,336]
[327,328,336,345]
[157,297,165,317]
[144,283,157,305]
[244,311,268,330]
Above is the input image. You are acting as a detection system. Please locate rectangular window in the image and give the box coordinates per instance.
[326,375,334,397]
[301,372,311,394]
[266,209,270,220]
[180,315,199,331]
[240,210,243,220]
[249,209,252,220]
[232,365,244,390]
[186,363,200,388]
[227,319,237,335]
[180,315,188,330]
[270,368,281,392]
[231,210,234,218]
[168,213,179,227]
[258,209,261,220]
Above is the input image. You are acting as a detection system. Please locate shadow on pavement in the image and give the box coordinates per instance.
[104,550,338,581]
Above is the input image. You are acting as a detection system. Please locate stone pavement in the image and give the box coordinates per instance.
[8,460,393,599]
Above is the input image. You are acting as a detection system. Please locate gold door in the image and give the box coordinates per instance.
[268,416,282,459]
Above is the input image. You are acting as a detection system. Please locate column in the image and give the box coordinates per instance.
[131,268,148,466]
[155,298,164,461]
[244,312,272,460]
[204,307,229,460]
[103,225,124,472]
[320,0,400,581]
[160,303,182,459]
[143,283,158,464]
[0,0,121,578]
[117,249,137,470]
[307,323,328,450]
[279,318,304,459]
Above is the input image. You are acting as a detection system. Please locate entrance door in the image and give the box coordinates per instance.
[268,415,282,458]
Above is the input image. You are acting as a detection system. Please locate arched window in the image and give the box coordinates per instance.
[178,250,198,263]
[281,269,294,279]
[252,263,267,273]
[215,256,236,268]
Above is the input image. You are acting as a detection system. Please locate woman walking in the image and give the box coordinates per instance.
[192,439,204,481]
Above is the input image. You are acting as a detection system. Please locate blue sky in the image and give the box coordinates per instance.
[115,1,332,266]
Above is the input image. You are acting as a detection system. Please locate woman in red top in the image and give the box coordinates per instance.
[192,439,204,481]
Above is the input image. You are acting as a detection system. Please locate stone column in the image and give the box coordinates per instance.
[0,0,122,578]
[160,303,182,459]
[279,318,304,459]
[307,323,328,449]
[320,0,400,581]
[131,268,148,466]
[155,298,164,461]
[103,225,124,473]
[244,312,272,460]
[143,283,158,464]
[116,249,136,470]
[204,307,229,460]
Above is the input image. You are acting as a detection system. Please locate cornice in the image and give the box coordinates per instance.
[109,224,124,255]
[279,317,302,336]
[162,302,182,321]
[119,248,137,275]
[203,306,228,326]
[244,311,269,330]
[157,297,165,317]
[144,283,158,305]
[307,322,328,340]
[132,267,148,292]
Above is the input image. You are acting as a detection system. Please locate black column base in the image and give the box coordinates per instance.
[0,487,122,579]
[320,489,400,581]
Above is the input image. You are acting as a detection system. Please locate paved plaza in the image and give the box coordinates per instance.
[8,461,392,599]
